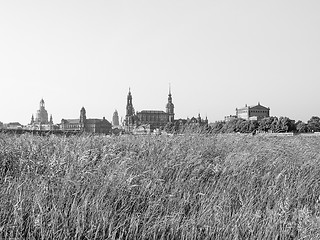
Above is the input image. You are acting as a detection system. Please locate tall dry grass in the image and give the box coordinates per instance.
[0,133,320,239]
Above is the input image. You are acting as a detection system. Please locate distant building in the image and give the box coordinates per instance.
[236,102,270,121]
[112,110,120,126]
[124,87,175,132]
[60,107,112,134]
[136,110,169,130]
[224,115,238,122]
[187,114,209,126]
[28,99,55,130]
[4,122,23,130]
[132,124,151,135]
[175,114,208,128]
[33,99,51,124]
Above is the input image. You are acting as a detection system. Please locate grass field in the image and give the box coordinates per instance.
[1,133,320,239]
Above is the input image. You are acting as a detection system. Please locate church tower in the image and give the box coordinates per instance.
[80,107,86,130]
[112,110,120,126]
[35,98,49,124]
[125,88,135,125]
[166,85,174,123]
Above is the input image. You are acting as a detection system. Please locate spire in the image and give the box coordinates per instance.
[40,98,45,108]
[126,88,134,117]
[168,84,172,103]
[166,85,174,121]
[127,87,132,100]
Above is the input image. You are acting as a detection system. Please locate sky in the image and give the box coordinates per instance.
[0,0,320,124]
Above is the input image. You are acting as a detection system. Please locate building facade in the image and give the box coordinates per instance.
[28,99,55,130]
[4,122,23,130]
[188,114,209,126]
[34,99,50,124]
[136,110,169,130]
[60,107,112,134]
[112,110,120,126]
[236,102,270,121]
[124,87,175,132]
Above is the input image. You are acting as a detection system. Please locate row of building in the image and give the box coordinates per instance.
[123,88,208,134]
[0,88,271,134]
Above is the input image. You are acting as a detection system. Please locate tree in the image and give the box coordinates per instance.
[307,116,320,132]
[258,117,278,132]
[238,120,252,133]
[164,122,174,133]
[210,121,225,134]
[249,120,259,133]
[274,117,296,133]
[296,120,308,133]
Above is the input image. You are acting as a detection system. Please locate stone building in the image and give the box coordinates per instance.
[236,102,270,121]
[124,87,175,132]
[188,114,209,126]
[4,122,23,130]
[174,114,208,129]
[112,110,120,126]
[60,107,112,134]
[136,110,169,130]
[28,99,55,130]
[224,115,238,122]
[32,99,51,124]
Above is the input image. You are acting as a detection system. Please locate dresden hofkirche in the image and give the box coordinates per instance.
[124,88,175,132]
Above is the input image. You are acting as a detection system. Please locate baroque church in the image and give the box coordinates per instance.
[28,99,55,130]
[124,87,175,132]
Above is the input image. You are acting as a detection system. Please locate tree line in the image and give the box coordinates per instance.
[164,116,320,134]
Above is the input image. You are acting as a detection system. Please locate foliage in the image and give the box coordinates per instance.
[210,116,300,134]
[1,133,320,239]
[295,121,309,133]
[307,116,320,132]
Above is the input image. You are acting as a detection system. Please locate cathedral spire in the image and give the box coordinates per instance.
[168,84,172,103]
[166,85,174,122]
[125,88,135,126]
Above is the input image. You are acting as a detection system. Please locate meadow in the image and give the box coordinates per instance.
[0,133,320,239]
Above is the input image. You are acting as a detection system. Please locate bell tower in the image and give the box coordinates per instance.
[166,85,174,123]
[80,107,86,131]
[125,88,135,125]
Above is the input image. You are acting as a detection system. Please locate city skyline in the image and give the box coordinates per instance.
[1,0,320,124]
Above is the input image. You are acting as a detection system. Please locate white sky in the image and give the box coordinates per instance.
[0,0,319,124]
